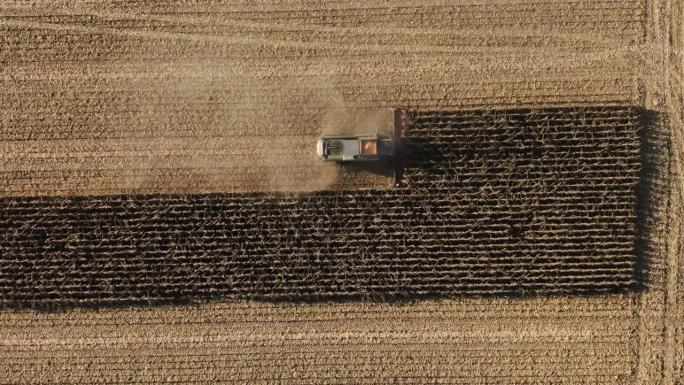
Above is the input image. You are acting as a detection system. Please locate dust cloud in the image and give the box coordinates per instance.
[114,58,394,194]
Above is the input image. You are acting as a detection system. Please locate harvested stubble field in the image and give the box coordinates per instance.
[0,1,682,385]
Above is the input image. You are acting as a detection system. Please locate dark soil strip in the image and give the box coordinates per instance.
[0,106,641,308]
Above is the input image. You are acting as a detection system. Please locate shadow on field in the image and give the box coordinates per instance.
[327,137,449,189]
[335,161,395,178]
[634,108,670,291]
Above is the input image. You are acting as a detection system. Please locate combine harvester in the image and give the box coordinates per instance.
[316,108,405,187]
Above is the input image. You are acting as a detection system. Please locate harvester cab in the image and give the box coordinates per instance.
[315,134,395,162]
[317,108,405,187]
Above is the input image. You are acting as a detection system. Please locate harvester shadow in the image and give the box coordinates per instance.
[334,161,394,179]
[329,137,447,188]
[403,138,447,167]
